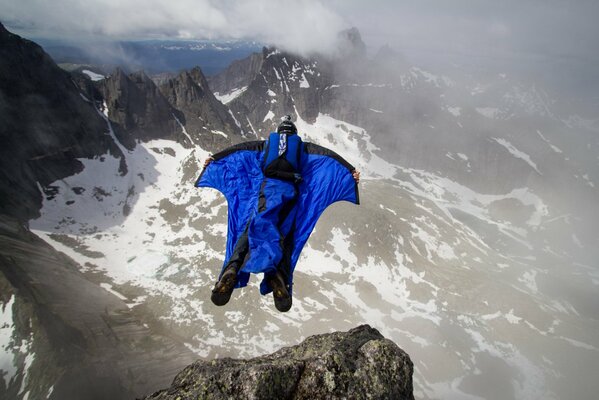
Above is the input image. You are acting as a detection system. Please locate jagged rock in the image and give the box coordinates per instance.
[143,325,414,400]
[159,67,242,149]
[0,22,119,221]
[99,68,181,149]
[336,27,367,59]
[207,52,263,96]
[218,47,336,135]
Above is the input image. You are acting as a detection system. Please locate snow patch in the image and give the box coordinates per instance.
[492,138,541,175]
[294,113,398,180]
[99,283,128,301]
[211,130,228,138]
[299,73,310,88]
[0,295,17,386]
[82,69,105,81]
[476,107,501,119]
[214,86,247,104]
[447,106,461,117]
[263,110,275,122]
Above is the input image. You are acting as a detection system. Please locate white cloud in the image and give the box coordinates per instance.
[1,0,347,55]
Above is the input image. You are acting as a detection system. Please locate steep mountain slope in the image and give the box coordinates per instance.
[159,67,242,148]
[0,22,119,221]
[100,68,182,150]
[0,215,195,399]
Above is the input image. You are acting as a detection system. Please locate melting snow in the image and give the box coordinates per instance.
[0,296,17,386]
[263,110,275,122]
[214,86,247,104]
[536,130,563,154]
[447,106,461,117]
[299,73,310,88]
[294,113,398,180]
[99,283,128,301]
[82,69,105,81]
[492,138,541,175]
[211,129,228,138]
[476,107,501,119]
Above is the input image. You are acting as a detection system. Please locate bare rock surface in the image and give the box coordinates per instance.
[143,324,414,400]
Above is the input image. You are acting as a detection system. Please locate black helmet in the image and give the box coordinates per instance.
[277,115,297,135]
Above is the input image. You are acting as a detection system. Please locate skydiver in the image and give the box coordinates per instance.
[197,115,360,312]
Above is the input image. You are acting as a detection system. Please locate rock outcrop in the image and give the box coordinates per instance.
[143,325,414,400]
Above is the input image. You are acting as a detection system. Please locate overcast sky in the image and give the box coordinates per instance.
[2,0,598,77]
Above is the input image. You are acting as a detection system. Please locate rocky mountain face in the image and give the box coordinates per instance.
[99,69,182,150]
[207,52,263,98]
[159,67,241,149]
[144,325,414,400]
[0,22,118,221]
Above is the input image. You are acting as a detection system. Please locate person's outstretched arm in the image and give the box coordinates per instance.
[202,140,265,169]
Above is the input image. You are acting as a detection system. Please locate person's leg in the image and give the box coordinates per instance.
[243,178,297,275]
[223,221,250,275]
[263,205,297,312]
[211,222,250,306]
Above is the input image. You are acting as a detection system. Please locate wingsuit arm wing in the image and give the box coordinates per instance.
[194,140,265,278]
[289,142,360,268]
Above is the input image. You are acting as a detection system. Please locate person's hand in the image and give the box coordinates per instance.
[352,169,360,184]
[203,157,214,168]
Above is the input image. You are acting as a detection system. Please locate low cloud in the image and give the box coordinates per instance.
[1,0,347,55]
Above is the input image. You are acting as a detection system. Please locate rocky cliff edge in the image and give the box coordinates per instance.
[143,324,414,400]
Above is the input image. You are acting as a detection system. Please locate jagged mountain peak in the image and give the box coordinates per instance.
[157,65,243,148]
[187,66,210,88]
[336,26,367,59]
[100,67,180,148]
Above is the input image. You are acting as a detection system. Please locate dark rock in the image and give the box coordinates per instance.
[143,325,414,400]
[220,48,336,135]
[99,68,181,149]
[0,22,120,221]
[336,27,367,59]
[159,66,242,149]
[207,52,263,96]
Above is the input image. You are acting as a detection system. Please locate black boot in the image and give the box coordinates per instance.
[267,271,292,312]
[211,264,238,306]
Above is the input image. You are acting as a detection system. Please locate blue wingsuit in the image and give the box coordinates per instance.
[195,132,359,295]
